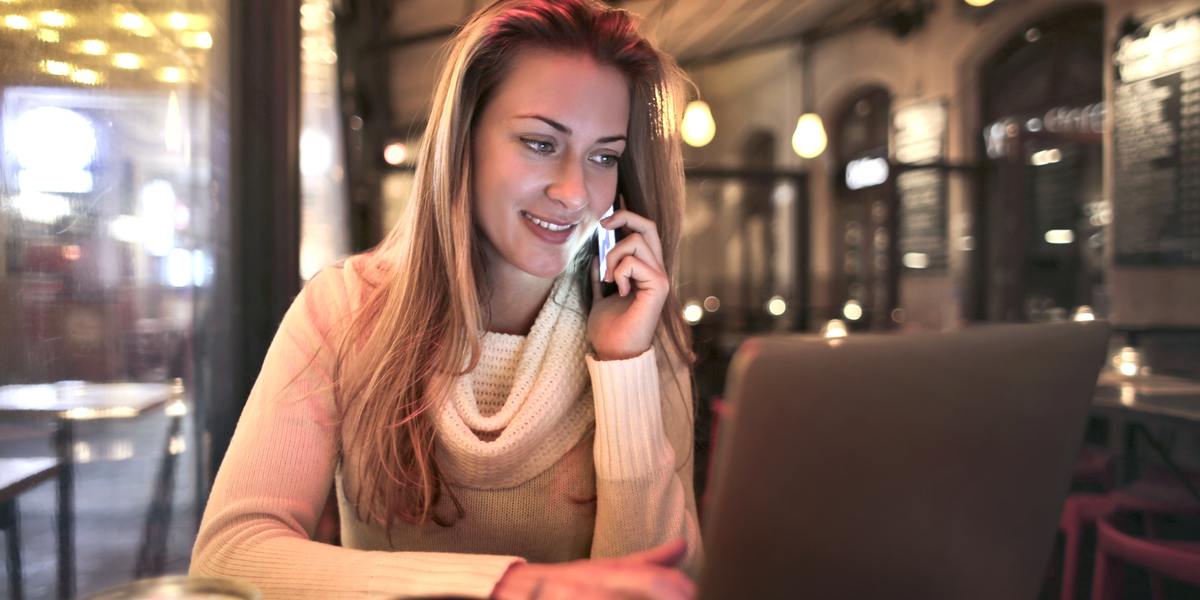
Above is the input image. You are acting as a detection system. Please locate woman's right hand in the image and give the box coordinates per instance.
[491,539,695,599]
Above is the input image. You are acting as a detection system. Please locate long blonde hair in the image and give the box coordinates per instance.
[333,0,694,530]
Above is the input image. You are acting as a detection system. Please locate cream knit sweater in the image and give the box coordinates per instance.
[189,252,702,599]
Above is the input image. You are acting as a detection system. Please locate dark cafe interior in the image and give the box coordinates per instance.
[2,0,1200,598]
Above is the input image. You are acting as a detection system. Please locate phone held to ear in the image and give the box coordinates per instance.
[597,199,623,298]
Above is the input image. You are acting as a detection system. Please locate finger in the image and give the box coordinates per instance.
[613,254,665,298]
[604,233,664,284]
[589,255,602,303]
[614,566,694,600]
[622,538,688,567]
[657,568,697,600]
[602,210,664,267]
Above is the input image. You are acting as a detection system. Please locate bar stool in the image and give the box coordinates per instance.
[1090,513,1200,600]
[1059,468,1200,600]
[1058,493,1116,600]
[1056,444,1118,600]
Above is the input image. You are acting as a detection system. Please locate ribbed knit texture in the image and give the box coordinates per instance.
[433,274,595,490]
[190,252,703,599]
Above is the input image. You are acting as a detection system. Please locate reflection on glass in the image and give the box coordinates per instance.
[0,1,225,595]
[299,0,349,280]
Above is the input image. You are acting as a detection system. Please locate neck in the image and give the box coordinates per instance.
[481,248,555,336]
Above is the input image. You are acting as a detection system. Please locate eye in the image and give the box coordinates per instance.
[590,153,620,168]
[521,137,555,154]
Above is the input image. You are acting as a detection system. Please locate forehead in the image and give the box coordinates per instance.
[486,48,630,134]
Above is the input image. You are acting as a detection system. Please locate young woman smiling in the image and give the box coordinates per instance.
[191,1,701,598]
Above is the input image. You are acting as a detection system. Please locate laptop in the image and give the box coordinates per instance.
[699,322,1111,600]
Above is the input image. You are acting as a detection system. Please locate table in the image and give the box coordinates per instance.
[1094,371,1200,424]
[1091,371,1200,501]
[0,381,178,600]
[0,458,60,600]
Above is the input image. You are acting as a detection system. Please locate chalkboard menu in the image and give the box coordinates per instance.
[1113,14,1200,265]
[892,101,948,271]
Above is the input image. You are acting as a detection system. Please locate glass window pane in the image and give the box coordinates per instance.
[0,2,228,596]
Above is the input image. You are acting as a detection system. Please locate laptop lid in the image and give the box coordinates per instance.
[700,323,1110,600]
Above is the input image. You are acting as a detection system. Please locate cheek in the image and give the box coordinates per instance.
[475,147,522,214]
[589,174,620,214]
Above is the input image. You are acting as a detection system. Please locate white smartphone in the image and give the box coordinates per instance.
[597,198,623,297]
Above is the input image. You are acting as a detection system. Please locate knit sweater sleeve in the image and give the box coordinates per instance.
[584,340,705,578]
[189,264,522,599]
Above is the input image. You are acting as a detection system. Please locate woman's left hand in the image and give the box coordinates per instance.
[587,209,669,361]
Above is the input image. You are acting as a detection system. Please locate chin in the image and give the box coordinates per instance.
[517,255,570,279]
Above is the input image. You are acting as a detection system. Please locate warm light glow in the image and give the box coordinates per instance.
[61,245,81,261]
[117,12,146,31]
[169,435,186,455]
[1119,362,1138,377]
[845,156,889,190]
[902,252,929,269]
[8,106,97,174]
[300,130,332,175]
[112,53,143,69]
[767,295,787,317]
[842,299,863,321]
[1072,306,1096,322]
[38,10,69,28]
[157,66,185,83]
[683,302,704,324]
[1044,229,1075,245]
[109,215,144,243]
[139,180,178,256]
[70,68,101,86]
[383,142,408,166]
[792,113,827,158]
[1119,384,1136,407]
[167,248,193,288]
[181,30,213,49]
[65,407,137,421]
[1030,148,1062,166]
[4,15,32,30]
[703,296,721,312]
[12,193,72,224]
[681,100,716,147]
[1115,346,1141,377]
[77,39,109,55]
[41,59,71,76]
[36,28,59,43]
[964,0,994,6]
[166,11,191,30]
[821,319,848,339]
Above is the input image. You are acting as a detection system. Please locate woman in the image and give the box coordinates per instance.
[191,0,702,597]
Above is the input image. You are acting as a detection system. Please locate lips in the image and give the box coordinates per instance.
[520,210,578,244]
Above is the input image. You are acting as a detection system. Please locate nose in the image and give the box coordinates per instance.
[545,156,587,212]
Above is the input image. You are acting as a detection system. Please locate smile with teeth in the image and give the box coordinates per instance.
[521,211,577,232]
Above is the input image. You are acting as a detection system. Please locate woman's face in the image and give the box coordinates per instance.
[471,48,630,280]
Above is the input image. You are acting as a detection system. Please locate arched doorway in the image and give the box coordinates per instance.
[977,4,1105,322]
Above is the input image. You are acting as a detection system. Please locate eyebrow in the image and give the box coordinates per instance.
[515,114,626,144]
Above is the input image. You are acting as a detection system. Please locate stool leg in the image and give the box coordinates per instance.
[1090,547,1125,600]
[3,499,23,600]
[1145,515,1164,600]
[1061,525,1080,600]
